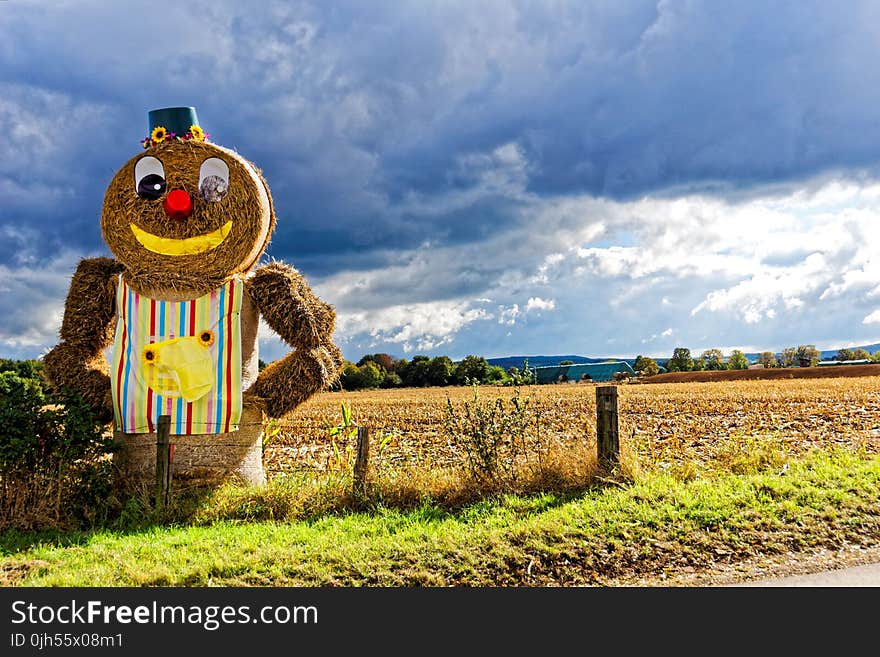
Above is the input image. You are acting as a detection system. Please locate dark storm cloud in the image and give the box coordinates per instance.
[4,0,880,271]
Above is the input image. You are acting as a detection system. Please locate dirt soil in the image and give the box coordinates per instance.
[613,542,880,587]
[642,363,880,384]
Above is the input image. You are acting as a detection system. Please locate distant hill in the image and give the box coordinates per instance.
[487,342,880,370]
[487,355,637,370]
[820,343,880,360]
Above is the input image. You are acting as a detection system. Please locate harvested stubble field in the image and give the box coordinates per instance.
[264,376,880,478]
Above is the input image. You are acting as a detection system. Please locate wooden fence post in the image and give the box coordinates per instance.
[354,425,370,496]
[155,414,172,508]
[596,386,620,468]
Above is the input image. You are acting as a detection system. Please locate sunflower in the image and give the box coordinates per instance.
[142,346,158,365]
[197,329,215,347]
[189,124,205,142]
[150,126,168,144]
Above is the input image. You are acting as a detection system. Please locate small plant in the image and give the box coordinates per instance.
[323,401,358,472]
[444,385,533,488]
[263,418,282,447]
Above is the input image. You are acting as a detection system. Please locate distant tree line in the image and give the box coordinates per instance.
[334,354,536,391]
[833,348,875,362]
[632,344,880,376]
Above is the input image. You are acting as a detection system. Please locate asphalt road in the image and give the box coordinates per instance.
[737,562,880,586]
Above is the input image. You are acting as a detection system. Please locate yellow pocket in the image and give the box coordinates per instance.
[142,335,214,402]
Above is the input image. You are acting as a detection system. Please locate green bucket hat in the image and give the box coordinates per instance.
[142,106,210,148]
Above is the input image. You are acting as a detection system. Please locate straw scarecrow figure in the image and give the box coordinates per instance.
[44,107,343,485]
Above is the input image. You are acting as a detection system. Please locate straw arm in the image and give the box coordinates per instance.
[43,257,124,423]
[246,262,344,418]
[246,262,336,347]
[251,343,344,418]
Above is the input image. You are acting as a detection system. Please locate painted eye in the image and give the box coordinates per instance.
[134,156,166,200]
[199,157,229,202]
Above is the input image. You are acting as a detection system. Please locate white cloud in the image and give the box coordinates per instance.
[11,175,880,363]
[0,250,82,357]
[498,304,520,325]
[691,253,827,323]
[335,300,490,354]
[306,176,880,360]
[525,297,555,312]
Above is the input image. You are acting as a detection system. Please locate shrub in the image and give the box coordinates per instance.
[0,370,117,531]
[444,386,532,488]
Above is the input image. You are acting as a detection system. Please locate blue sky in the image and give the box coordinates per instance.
[4,0,880,363]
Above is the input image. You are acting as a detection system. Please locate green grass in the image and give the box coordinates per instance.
[2,447,879,586]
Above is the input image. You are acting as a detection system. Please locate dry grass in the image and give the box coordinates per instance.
[644,363,880,384]
[245,376,880,516]
[0,472,66,532]
[266,376,880,475]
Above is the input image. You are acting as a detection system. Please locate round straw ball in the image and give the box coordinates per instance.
[101,140,276,297]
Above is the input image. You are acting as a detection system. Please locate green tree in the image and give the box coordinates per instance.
[692,357,706,371]
[633,356,659,376]
[401,355,431,387]
[699,349,724,370]
[796,344,820,367]
[358,361,385,389]
[357,353,395,372]
[0,370,115,529]
[728,349,749,370]
[340,361,386,389]
[380,372,403,388]
[485,365,509,384]
[833,348,870,362]
[633,355,651,371]
[504,359,535,385]
[780,347,797,367]
[836,348,856,362]
[520,358,534,384]
[668,347,694,372]
[392,358,410,378]
[454,355,490,385]
[559,360,575,366]
[758,351,777,368]
[339,361,363,390]
[427,356,455,386]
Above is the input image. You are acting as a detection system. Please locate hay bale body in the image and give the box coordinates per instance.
[113,401,265,487]
[112,287,264,487]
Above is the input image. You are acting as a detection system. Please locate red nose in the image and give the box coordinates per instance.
[164,189,193,220]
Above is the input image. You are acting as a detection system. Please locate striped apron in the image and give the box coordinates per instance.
[110,275,244,435]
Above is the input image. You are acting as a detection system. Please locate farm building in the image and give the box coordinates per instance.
[531,361,636,384]
[818,359,872,366]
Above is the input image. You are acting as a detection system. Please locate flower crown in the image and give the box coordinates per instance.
[141,124,210,148]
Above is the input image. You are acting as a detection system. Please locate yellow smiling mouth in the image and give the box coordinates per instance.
[130,221,233,256]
